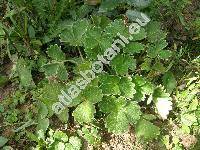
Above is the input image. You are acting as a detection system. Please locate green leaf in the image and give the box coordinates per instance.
[105,102,141,133]
[133,76,154,102]
[155,40,168,51]
[163,72,176,94]
[141,81,154,95]
[124,42,145,54]
[73,60,92,74]
[146,21,167,43]
[153,62,166,73]
[105,108,129,133]
[140,58,152,71]
[132,75,146,86]
[0,105,4,113]
[47,44,65,61]
[60,19,89,46]
[57,108,69,123]
[99,0,150,12]
[37,55,48,68]
[125,102,142,124]
[64,82,102,107]
[83,27,102,50]
[99,74,121,95]
[0,136,8,147]
[32,0,49,20]
[53,130,68,142]
[26,131,39,142]
[73,101,96,124]
[133,87,144,102]
[130,27,146,41]
[37,101,48,119]
[35,82,64,117]
[143,114,157,121]
[127,0,151,7]
[111,54,136,75]
[135,119,160,140]
[0,23,5,43]
[189,98,198,111]
[91,15,111,29]
[104,19,129,38]
[16,58,35,88]
[159,50,172,59]
[54,142,65,150]
[42,63,60,76]
[153,87,171,99]
[99,96,126,113]
[83,27,112,59]
[119,77,136,98]
[76,5,94,18]
[99,0,123,12]
[82,86,103,104]
[57,63,68,81]
[181,113,197,126]
[0,75,8,87]
[65,143,74,150]
[37,118,49,132]
[79,126,101,145]
[126,10,150,22]
[147,40,168,58]
[68,136,82,150]
[100,97,141,133]
[42,63,68,81]
[28,25,35,39]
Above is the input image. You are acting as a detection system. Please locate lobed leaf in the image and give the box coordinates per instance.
[135,119,160,140]
[111,54,136,75]
[16,58,35,88]
[73,101,96,124]
[99,74,121,95]
[124,42,145,54]
[119,77,136,98]
[47,44,65,61]
[60,19,90,46]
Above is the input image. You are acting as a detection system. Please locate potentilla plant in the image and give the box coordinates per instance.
[33,11,174,137]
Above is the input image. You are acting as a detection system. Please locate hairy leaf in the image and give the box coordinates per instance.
[73,101,96,124]
[78,126,101,145]
[104,19,129,38]
[105,108,129,133]
[99,74,121,95]
[146,21,167,43]
[124,42,145,54]
[57,108,69,123]
[163,71,176,94]
[35,82,64,117]
[60,19,90,46]
[99,96,126,113]
[68,136,82,150]
[100,96,141,133]
[47,44,65,61]
[136,119,160,140]
[119,77,136,98]
[82,86,103,104]
[42,63,68,81]
[16,58,35,88]
[130,27,147,41]
[111,54,136,75]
